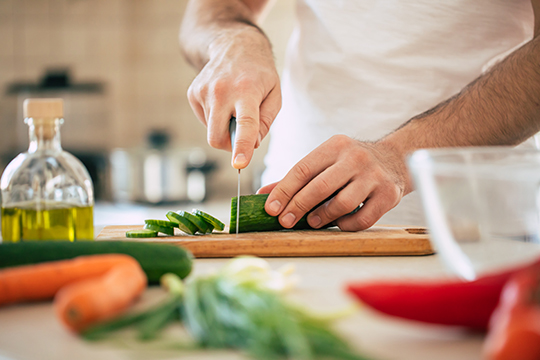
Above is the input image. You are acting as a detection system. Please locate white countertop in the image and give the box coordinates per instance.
[0,201,485,360]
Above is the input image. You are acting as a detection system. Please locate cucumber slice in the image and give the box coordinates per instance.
[166,211,198,235]
[178,210,211,234]
[144,219,177,228]
[144,223,174,236]
[191,211,215,233]
[192,209,225,231]
[126,229,158,238]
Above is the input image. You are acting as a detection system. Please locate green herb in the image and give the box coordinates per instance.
[82,258,372,360]
[182,272,369,360]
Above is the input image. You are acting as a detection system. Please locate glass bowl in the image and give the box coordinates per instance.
[408,147,540,280]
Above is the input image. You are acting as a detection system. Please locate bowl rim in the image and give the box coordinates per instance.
[407,146,540,175]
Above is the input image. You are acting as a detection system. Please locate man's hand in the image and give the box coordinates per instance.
[180,0,280,169]
[187,28,281,169]
[258,135,411,231]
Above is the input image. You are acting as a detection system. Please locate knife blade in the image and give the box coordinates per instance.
[229,117,240,235]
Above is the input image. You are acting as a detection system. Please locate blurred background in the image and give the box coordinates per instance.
[0,0,295,204]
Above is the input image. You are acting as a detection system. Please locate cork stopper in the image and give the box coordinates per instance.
[23,98,64,119]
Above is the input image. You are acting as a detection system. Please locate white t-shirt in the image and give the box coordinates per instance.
[262,0,534,226]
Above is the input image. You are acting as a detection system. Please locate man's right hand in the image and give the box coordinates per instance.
[186,27,281,169]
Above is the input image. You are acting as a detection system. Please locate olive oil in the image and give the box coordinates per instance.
[1,202,94,242]
[1,99,95,242]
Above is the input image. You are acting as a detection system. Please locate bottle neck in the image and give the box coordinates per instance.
[26,117,64,153]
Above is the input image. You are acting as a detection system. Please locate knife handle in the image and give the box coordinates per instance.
[229,116,237,153]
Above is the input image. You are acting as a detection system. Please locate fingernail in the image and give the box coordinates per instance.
[309,214,321,228]
[282,213,296,228]
[268,200,281,214]
[234,153,247,167]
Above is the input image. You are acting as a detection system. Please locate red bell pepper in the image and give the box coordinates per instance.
[483,268,540,360]
[346,257,540,331]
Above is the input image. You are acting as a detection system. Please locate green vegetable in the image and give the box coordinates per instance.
[193,209,225,231]
[144,223,174,236]
[230,194,361,233]
[79,257,370,360]
[126,229,158,238]
[190,211,215,233]
[230,194,315,233]
[178,211,211,234]
[144,219,177,228]
[0,241,193,284]
[182,261,369,360]
[166,211,198,235]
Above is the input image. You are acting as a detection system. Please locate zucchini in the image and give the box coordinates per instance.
[0,241,193,284]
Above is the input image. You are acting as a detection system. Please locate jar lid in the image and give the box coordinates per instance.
[23,98,64,118]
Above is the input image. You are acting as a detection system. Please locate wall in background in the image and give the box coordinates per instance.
[0,0,295,198]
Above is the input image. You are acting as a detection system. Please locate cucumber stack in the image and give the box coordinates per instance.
[126,210,226,238]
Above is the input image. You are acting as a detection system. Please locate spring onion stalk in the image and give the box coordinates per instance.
[182,257,370,360]
[82,257,371,360]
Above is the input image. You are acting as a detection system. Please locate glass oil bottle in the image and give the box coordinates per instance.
[1,98,94,242]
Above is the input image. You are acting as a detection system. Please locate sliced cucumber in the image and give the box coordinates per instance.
[126,229,158,238]
[144,223,174,236]
[144,219,177,228]
[193,209,225,231]
[178,210,211,234]
[166,211,198,235]
[191,211,215,233]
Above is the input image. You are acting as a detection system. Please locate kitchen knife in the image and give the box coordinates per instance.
[229,117,240,235]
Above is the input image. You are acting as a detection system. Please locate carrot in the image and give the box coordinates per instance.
[0,254,147,332]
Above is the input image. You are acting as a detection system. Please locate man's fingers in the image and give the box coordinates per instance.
[258,85,282,142]
[257,181,278,194]
[265,147,336,219]
[207,106,234,150]
[336,187,401,231]
[276,163,352,228]
[306,181,369,229]
[187,84,207,126]
[232,101,260,169]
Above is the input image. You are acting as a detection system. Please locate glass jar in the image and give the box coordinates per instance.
[1,98,94,242]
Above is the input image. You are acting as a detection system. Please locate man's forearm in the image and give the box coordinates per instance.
[380,34,540,190]
[180,0,271,69]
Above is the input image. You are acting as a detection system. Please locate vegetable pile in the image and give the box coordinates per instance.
[126,209,225,238]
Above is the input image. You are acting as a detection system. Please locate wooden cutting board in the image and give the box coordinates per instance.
[97,225,434,258]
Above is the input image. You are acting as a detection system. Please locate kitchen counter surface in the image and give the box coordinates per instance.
[0,202,485,360]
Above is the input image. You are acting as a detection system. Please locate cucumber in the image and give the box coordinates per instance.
[144,219,176,228]
[229,193,343,233]
[0,241,193,284]
[191,211,215,233]
[166,211,198,235]
[178,211,210,234]
[144,223,174,236]
[126,229,158,238]
[193,209,225,231]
